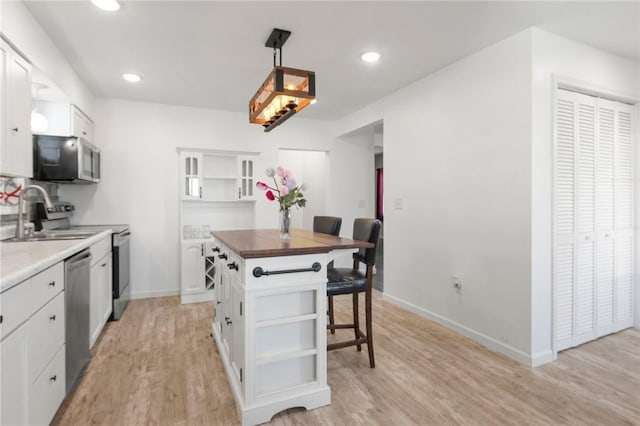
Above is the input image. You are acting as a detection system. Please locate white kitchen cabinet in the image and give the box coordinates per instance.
[0,38,33,178]
[179,150,259,202]
[180,239,221,304]
[89,237,112,349]
[237,156,255,200]
[32,101,94,142]
[180,152,203,200]
[0,261,65,426]
[1,324,28,425]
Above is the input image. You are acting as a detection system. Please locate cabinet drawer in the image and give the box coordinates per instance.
[29,344,65,426]
[31,262,64,311]
[91,236,111,266]
[28,292,65,383]
[0,279,32,340]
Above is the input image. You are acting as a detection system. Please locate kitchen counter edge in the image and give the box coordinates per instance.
[0,230,112,293]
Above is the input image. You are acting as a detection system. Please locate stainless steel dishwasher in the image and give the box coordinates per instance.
[64,248,92,394]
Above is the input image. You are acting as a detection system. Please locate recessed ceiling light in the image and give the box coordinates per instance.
[310,99,317,104]
[361,51,381,63]
[91,0,120,12]
[122,73,142,83]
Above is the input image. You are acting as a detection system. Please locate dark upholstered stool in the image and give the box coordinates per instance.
[313,216,342,237]
[326,218,381,368]
[313,216,343,333]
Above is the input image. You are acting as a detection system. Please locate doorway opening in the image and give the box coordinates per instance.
[277,149,329,231]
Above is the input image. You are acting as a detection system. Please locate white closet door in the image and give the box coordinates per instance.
[574,93,597,345]
[554,89,634,352]
[614,104,634,330]
[595,99,615,337]
[554,91,576,351]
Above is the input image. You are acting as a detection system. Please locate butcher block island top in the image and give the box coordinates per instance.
[211,228,373,259]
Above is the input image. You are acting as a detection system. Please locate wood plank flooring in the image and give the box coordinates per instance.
[52,293,640,425]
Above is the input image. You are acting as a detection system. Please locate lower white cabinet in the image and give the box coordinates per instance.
[181,239,220,304]
[90,238,112,349]
[0,262,65,426]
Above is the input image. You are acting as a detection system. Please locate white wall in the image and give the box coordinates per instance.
[1,1,94,114]
[334,27,639,366]
[335,30,535,363]
[60,99,374,299]
[530,28,640,361]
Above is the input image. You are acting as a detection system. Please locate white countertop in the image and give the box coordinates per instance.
[0,230,112,293]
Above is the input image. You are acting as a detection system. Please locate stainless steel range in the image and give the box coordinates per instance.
[36,201,131,320]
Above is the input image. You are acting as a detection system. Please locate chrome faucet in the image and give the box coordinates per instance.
[15,185,55,239]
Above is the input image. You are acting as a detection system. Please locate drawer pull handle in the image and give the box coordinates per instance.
[227,262,238,271]
[49,315,56,321]
[11,127,19,132]
[49,281,56,287]
[226,318,232,326]
[101,263,107,267]
[218,253,227,260]
[212,246,220,253]
[217,301,221,305]
[0,314,3,324]
[50,375,57,382]
[253,262,322,278]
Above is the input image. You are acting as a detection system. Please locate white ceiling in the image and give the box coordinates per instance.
[24,1,640,121]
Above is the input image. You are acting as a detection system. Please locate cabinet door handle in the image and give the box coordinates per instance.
[50,375,57,382]
[226,318,232,326]
[0,314,3,324]
[82,131,87,135]
[212,246,220,253]
[49,281,56,287]
[11,127,18,132]
[49,314,56,321]
[201,244,204,256]
[227,262,238,271]
[217,301,221,305]
[218,253,227,260]
[199,187,203,199]
[101,263,107,267]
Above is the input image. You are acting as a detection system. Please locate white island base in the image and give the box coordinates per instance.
[211,246,332,425]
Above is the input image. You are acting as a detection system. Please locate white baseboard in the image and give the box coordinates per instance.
[130,288,180,300]
[382,293,547,367]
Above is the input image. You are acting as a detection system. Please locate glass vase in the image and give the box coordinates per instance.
[279,208,291,240]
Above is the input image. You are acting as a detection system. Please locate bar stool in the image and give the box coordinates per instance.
[326,218,381,368]
[313,216,342,333]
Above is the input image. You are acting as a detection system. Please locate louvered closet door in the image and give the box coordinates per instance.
[554,90,578,351]
[614,103,634,331]
[574,93,597,346]
[554,89,635,352]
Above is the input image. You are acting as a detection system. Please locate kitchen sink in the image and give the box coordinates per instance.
[5,230,98,242]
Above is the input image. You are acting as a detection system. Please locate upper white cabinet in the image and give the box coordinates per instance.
[179,150,258,202]
[180,152,203,200]
[237,156,255,200]
[32,101,94,142]
[0,38,33,178]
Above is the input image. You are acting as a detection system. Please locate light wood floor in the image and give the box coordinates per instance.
[52,293,640,426]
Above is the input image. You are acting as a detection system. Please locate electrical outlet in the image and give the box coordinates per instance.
[452,276,462,293]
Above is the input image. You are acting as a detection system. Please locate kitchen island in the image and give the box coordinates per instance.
[210,229,373,426]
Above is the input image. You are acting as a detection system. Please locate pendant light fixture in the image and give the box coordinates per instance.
[249,28,316,132]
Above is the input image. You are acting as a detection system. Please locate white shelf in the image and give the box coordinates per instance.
[256,349,318,366]
[183,199,256,203]
[256,313,317,328]
[204,175,236,180]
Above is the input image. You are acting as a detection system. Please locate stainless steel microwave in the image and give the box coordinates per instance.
[33,135,100,184]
